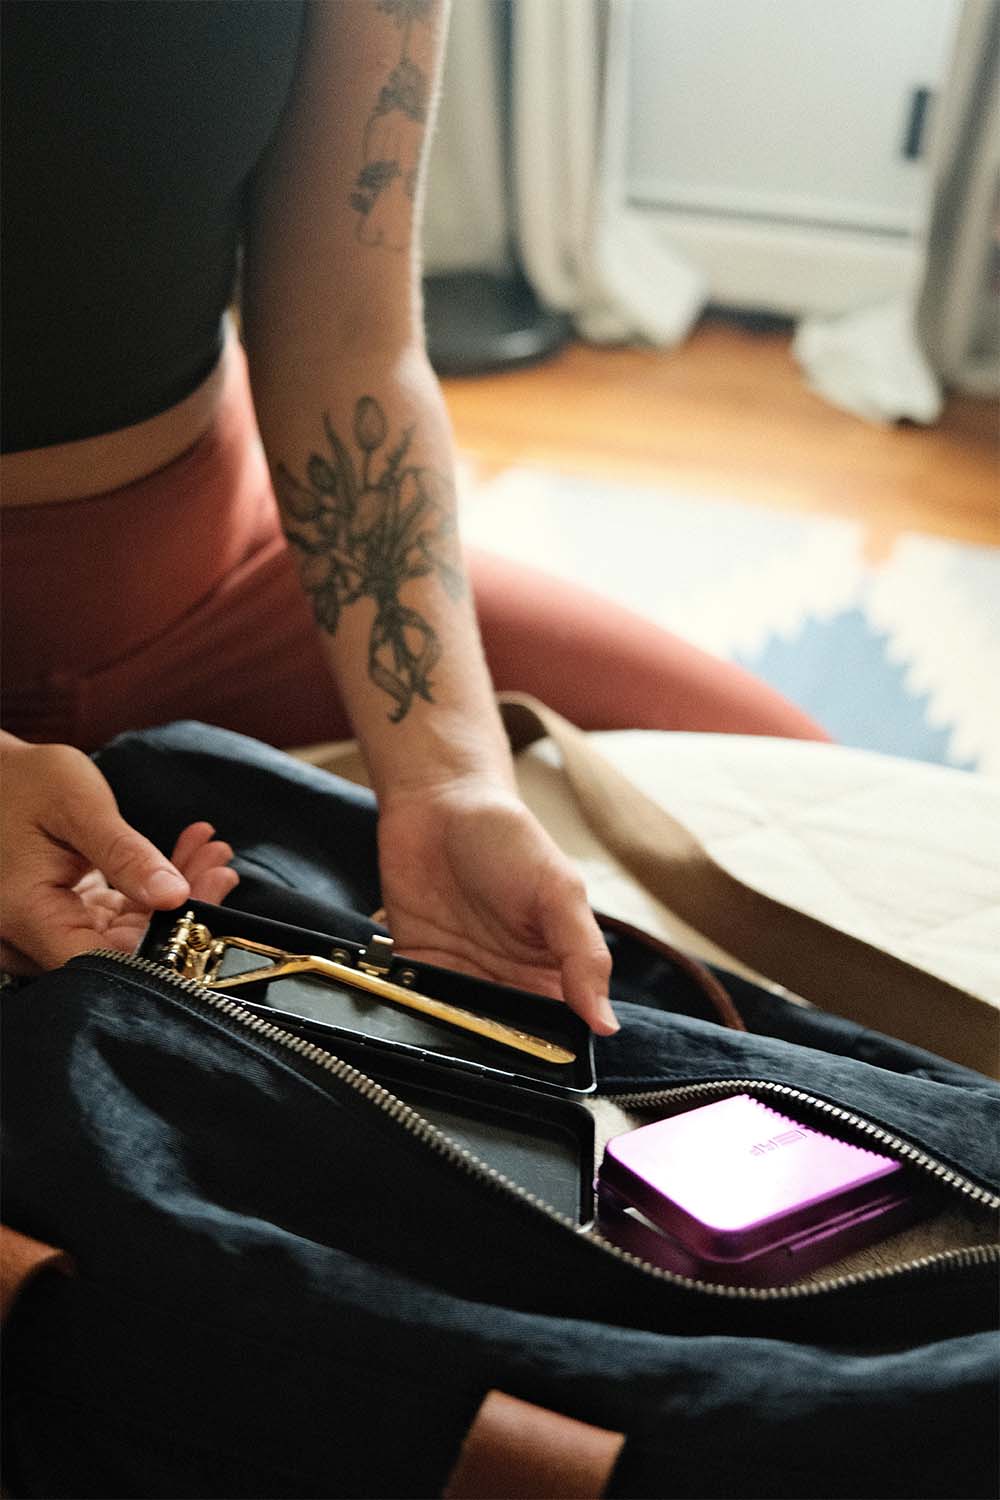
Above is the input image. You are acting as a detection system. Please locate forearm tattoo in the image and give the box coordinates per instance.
[350,0,433,247]
[275,399,465,722]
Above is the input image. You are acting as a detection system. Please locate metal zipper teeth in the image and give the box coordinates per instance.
[91,949,1000,1302]
[607,1079,1000,1211]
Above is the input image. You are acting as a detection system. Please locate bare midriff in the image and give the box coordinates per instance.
[1,327,234,507]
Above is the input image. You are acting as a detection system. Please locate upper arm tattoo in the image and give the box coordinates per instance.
[275,399,465,722]
[350,0,435,248]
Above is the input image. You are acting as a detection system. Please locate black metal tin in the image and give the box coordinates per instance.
[141,901,596,1097]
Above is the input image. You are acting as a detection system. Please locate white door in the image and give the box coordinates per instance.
[627,0,962,312]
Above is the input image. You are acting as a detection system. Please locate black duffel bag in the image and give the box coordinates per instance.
[3,718,997,1499]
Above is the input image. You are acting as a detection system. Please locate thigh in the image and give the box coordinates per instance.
[10,489,827,752]
[78,544,830,751]
[467,550,831,740]
[74,529,355,752]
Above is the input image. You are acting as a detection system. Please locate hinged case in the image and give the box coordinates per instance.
[142,900,595,1095]
[140,901,597,1223]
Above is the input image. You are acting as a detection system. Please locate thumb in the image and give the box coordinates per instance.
[52,771,189,910]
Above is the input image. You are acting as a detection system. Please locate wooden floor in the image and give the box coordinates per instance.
[442,318,999,558]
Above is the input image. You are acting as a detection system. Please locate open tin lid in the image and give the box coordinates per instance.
[142,900,596,1097]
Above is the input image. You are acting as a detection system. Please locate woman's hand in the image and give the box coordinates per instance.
[376,777,618,1035]
[1,736,239,974]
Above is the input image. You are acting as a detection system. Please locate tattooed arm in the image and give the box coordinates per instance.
[243,0,504,783]
[242,1,615,1031]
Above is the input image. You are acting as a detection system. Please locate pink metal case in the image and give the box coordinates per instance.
[596,1093,920,1284]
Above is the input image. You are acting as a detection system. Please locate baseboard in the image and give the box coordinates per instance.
[636,208,922,319]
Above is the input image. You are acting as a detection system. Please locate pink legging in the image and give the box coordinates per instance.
[1,347,829,752]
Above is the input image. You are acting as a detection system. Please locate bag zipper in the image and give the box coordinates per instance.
[89,948,999,1303]
[605,1080,1000,1209]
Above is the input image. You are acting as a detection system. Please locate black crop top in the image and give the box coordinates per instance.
[1,0,305,453]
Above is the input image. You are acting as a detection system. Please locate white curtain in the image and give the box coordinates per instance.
[793,0,1000,424]
[424,0,705,346]
[510,0,705,345]
[918,0,1000,396]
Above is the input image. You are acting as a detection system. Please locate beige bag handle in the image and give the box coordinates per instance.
[498,694,999,1078]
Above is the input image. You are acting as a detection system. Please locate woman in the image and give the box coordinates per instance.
[0,0,824,1022]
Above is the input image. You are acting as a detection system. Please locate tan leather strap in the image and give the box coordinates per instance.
[1,1225,73,1323]
[443,1390,625,1500]
[499,694,999,1077]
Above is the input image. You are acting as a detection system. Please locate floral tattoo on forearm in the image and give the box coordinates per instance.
[350,0,434,247]
[275,398,465,722]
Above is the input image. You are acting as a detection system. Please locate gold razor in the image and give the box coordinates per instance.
[161,912,575,1067]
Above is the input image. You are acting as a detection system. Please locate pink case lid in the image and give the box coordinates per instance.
[600,1093,903,1261]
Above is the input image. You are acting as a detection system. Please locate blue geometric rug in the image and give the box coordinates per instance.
[460,468,1000,774]
[735,606,976,769]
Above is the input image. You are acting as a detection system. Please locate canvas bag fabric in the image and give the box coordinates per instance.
[2,718,998,1499]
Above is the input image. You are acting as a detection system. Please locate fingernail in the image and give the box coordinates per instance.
[144,868,187,904]
[598,998,620,1034]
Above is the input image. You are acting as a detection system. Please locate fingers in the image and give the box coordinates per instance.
[11,885,131,970]
[2,745,164,964]
[101,909,165,955]
[537,868,618,1035]
[72,868,111,899]
[1,742,240,975]
[58,807,239,927]
[66,824,237,948]
[180,835,234,886]
[48,757,188,911]
[170,823,240,904]
[170,821,217,869]
[72,870,129,925]
[191,866,241,905]
[80,889,129,919]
